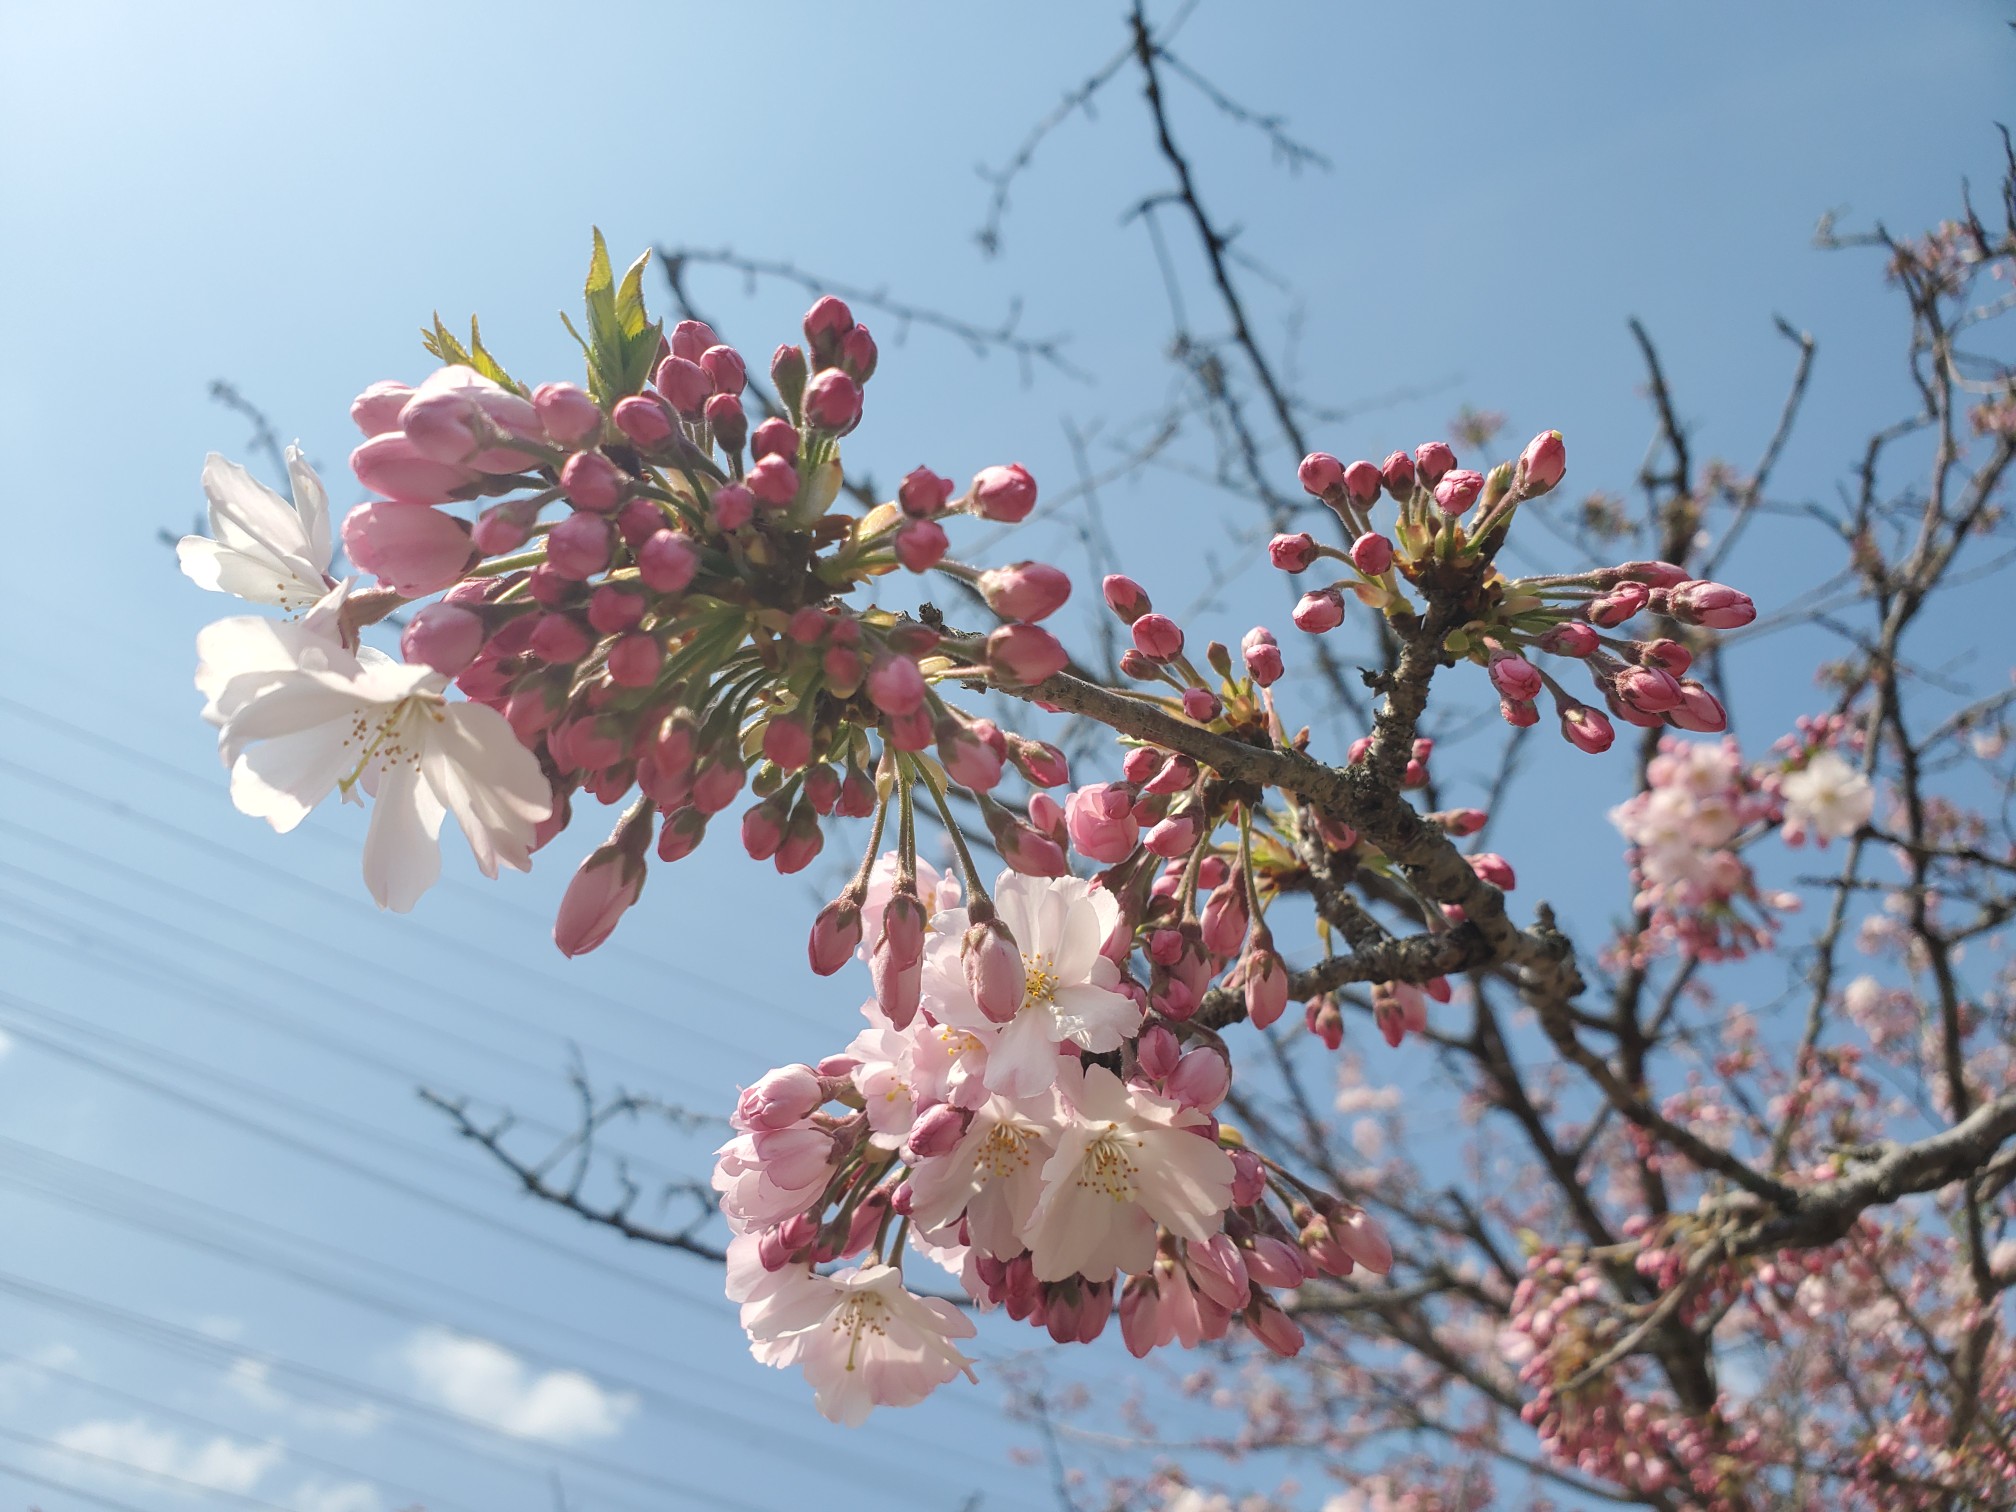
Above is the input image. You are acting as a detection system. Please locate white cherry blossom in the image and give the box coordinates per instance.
[906,1090,1061,1259]
[178,448,335,612]
[1780,749,1874,845]
[201,631,550,911]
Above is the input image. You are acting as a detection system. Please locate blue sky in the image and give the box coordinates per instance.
[0,3,2009,1509]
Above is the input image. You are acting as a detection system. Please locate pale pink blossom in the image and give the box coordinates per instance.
[1021,1062,1234,1282]
[906,1091,1062,1258]
[1779,749,1873,844]
[178,449,334,612]
[738,1262,977,1424]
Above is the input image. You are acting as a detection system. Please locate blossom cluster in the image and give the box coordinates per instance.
[723,861,1393,1422]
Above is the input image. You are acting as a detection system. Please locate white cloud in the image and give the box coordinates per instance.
[224,1359,381,1436]
[0,1343,78,1411]
[402,1329,636,1444]
[0,1028,13,1058]
[291,1478,383,1512]
[53,1418,284,1496]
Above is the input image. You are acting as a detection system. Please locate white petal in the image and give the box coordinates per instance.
[284,443,333,570]
[228,722,354,831]
[424,702,551,877]
[983,1011,1062,1099]
[216,674,364,766]
[361,758,445,911]
[202,452,314,563]
[1049,982,1140,1053]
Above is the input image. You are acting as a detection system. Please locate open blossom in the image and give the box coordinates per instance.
[907,1091,1061,1258]
[198,617,550,910]
[712,1125,836,1232]
[931,872,1141,1098]
[739,1262,977,1425]
[1021,1061,1234,1282]
[178,449,334,611]
[1779,749,1874,844]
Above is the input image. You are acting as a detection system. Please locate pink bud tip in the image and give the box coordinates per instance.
[1560,705,1616,754]
[749,417,799,464]
[893,518,949,572]
[1291,588,1345,635]
[978,561,1072,622]
[1297,452,1344,497]
[866,654,927,717]
[987,623,1069,685]
[560,450,628,512]
[611,394,674,450]
[605,631,662,688]
[1101,574,1153,624]
[1432,468,1485,516]
[1342,459,1383,505]
[532,382,604,448]
[1240,626,1283,687]
[1349,532,1394,576]
[637,530,698,594]
[970,462,1038,523]
[554,851,644,957]
[898,466,955,518]
[745,454,799,508]
[1131,613,1184,661]
[670,319,720,362]
[1519,429,1566,492]
[1379,450,1416,497]
[710,483,755,532]
[400,603,486,676]
[1268,532,1318,573]
[1413,441,1457,485]
[341,503,474,596]
[803,369,863,432]
[654,356,711,417]
[350,381,415,437]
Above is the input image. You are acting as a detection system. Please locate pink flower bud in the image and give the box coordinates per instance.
[735,1064,824,1130]
[612,394,674,450]
[867,654,927,717]
[471,498,537,554]
[803,369,863,432]
[689,754,746,815]
[1066,782,1140,863]
[1667,680,1728,732]
[803,295,854,348]
[978,561,1072,622]
[808,898,862,976]
[696,344,745,397]
[962,916,1027,1023]
[762,717,813,772]
[656,806,708,862]
[1536,621,1599,657]
[1487,650,1543,702]
[1247,1299,1304,1358]
[554,846,644,957]
[1143,812,1200,859]
[898,466,954,518]
[1334,1207,1394,1274]
[1587,581,1650,628]
[1467,852,1516,890]
[987,623,1069,685]
[1349,532,1393,576]
[1181,687,1221,723]
[1613,663,1683,714]
[1307,995,1344,1050]
[905,1102,967,1161]
[400,375,544,472]
[1199,880,1249,957]
[1661,579,1756,629]
[1144,753,1197,795]
[774,806,824,875]
[1519,429,1566,493]
[938,719,1004,792]
[560,450,628,512]
[653,355,710,417]
[1269,532,1318,572]
[1131,613,1184,662]
[615,499,663,548]
[838,326,878,385]
[1432,468,1484,515]
[1560,704,1615,754]
[1007,735,1070,789]
[350,432,480,506]
[1241,626,1283,686]
[1167,1048,1229,1110]
[708,483,754,532]
[637,530,698,594]
[400,603,486,676]
[1618,559,1690,587]
[606,631,662,688]
[1500,698,1539,728]
[1413,440,1457,485]
[1245,949,1288,1029]
[1120,1277,1162,1358]
[1297,451,1344,497]
[350,380,414,437]
[545,511,615,580]
[740,798,786,861]
[749,417,798,464]
[971,463,1038,523]
[670,319,719,362]
[1133,1024,1179,1081]
[893,518,948,572]
[1639,638,1692,676]
[989,811,1070,878]
[745,454,799,507]
[532,382,603,448]
[1292,588,1345,634]
[1341,459,1383,505]
[1102,574,1153,624]
[872,893,927,1028]
[703,392,747,455]
[341,503,474,596]
[1380,449,1416,497]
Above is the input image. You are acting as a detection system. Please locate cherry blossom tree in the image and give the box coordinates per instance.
[172,12,2014,1508]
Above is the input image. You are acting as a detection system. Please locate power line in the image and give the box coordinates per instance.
[0,994,728,1301]
[0,1456,178,1512]
[0,1346,480,1512]
[0,693,836,1034]
[0,1420,320,1512]
[0,1265,789,1512]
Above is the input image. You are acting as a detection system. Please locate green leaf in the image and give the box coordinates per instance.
[574,229,661,403]
[614,249,652,339]
[421,313,472,367]
[465,315,522,393]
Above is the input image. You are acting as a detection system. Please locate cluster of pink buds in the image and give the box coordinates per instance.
[317,239,1081,952]
[1275,434,1754,753]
